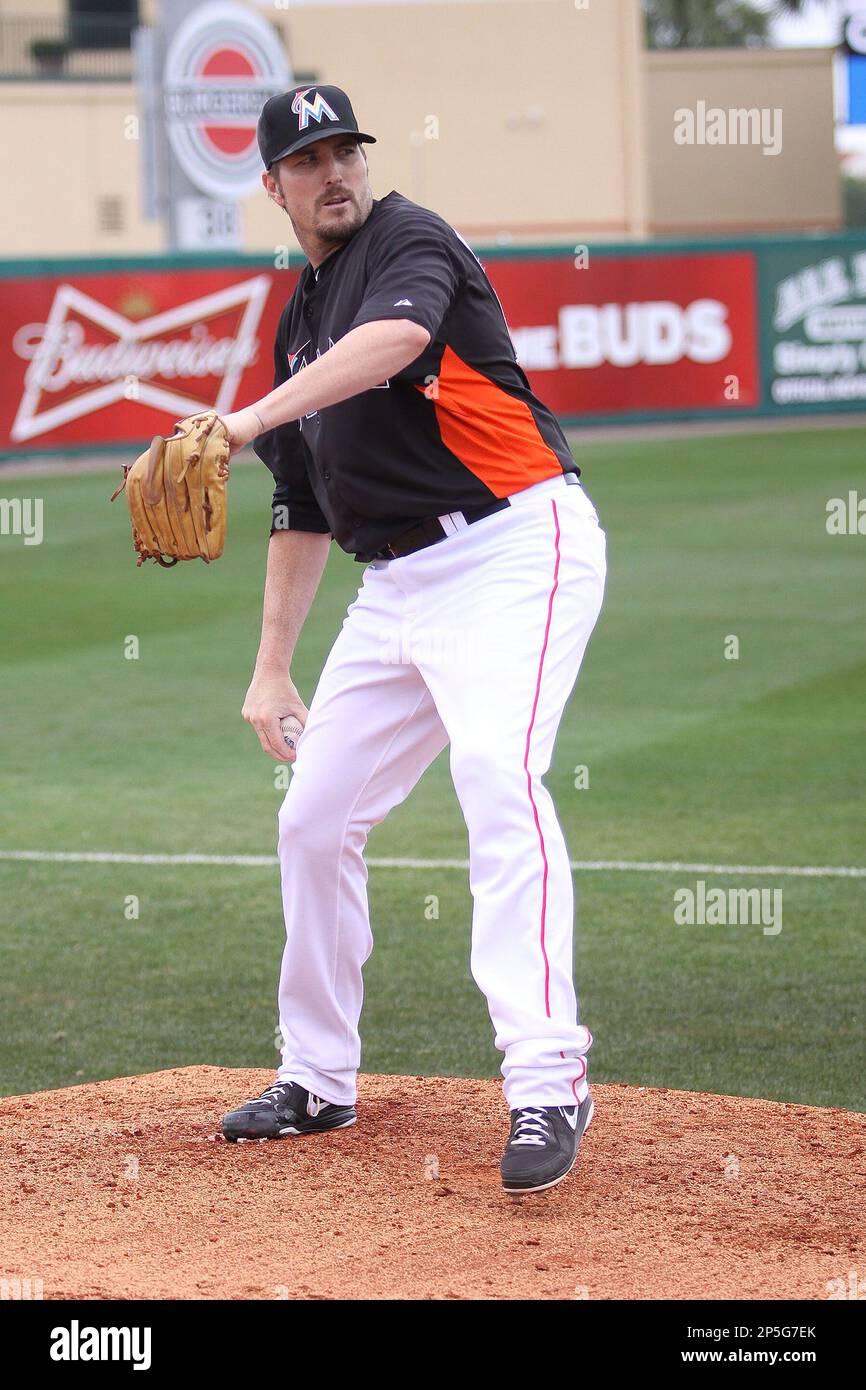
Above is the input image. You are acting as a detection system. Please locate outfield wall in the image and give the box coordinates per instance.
[1,232,864,457]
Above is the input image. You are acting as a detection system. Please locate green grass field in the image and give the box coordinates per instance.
[1,427,863,1108]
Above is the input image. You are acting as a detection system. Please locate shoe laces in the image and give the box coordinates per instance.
[509,1107,551,1147]
[249,1082,296,1110]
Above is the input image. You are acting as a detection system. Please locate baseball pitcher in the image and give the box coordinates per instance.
[218,85,607,1194]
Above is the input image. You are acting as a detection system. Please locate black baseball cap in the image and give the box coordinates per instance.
[257,84,376,169]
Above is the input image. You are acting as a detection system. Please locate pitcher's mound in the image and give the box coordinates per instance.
[0,1067,862,1300]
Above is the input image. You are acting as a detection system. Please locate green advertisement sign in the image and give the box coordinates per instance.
[763,241,866,410]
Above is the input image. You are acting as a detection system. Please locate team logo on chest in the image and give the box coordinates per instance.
[288,336,390,426]
[291,88,339,130]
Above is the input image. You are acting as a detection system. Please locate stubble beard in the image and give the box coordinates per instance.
[313,185,373,245]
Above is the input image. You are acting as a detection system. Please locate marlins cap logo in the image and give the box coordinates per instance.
[291,88,339,130]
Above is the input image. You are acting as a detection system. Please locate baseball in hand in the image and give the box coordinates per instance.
[280,716,304,752]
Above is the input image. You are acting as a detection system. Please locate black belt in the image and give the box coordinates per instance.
[368,472,580,561]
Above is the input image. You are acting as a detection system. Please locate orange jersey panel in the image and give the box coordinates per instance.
[418,344,568,499]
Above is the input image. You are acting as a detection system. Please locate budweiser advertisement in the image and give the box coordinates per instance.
[0,249,761,453]
[1,266,295,451]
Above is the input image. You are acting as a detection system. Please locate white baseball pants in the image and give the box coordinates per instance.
[274,472,606,1110]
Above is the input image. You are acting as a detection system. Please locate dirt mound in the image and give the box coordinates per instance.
[0,1068,862,1300]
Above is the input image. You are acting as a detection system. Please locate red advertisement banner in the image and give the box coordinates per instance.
[0,267,295,452]
[485,251,760,415]
[0,249,760,453]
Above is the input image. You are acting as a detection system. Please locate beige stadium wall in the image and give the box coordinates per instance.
[645,47,842,234]
[0,0,647,256]
[0,0,64,17]
[0,84,164,256]
[0,4,842,255]
[250,0,649,247]
[0,0,158,256]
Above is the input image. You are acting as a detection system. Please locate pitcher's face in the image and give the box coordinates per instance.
[263,134,373,259]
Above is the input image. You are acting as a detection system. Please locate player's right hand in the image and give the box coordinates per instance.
[242,670,309,763]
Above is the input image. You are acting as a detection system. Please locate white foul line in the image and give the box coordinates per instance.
[0,850,863,878]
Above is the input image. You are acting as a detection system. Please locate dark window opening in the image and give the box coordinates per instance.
[68,0,139,51]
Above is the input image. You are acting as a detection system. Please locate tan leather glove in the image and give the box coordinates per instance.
[111,411,231,567]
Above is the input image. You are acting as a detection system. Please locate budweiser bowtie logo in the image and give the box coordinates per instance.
[11,276,270,442]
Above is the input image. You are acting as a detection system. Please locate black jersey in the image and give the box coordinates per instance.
[254,191,579,562]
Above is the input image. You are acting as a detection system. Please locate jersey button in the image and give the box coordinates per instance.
[323,470,331,480]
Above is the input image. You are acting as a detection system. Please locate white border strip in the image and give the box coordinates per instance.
[0,851,863,878]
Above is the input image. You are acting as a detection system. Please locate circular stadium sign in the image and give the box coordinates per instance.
[845,13,866,57]
[163,1,290,201]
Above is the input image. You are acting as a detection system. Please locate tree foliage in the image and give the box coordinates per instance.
[644,0,771,49]
[644,0,840,50]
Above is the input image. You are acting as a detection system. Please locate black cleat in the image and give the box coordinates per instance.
[500,1093,594,1194]
[222,1080,356,1143]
